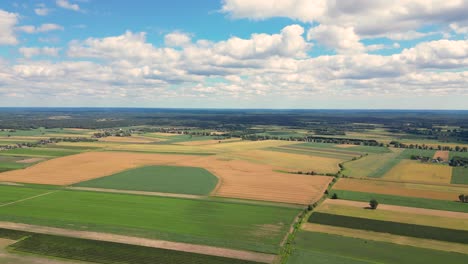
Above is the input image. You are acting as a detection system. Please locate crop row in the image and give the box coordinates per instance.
[308,212,468,244]
[10,233,262,264]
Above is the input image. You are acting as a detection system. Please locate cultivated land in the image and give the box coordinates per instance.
[0,186,299,254]
[75,165,218,195]
[1,109,468,263]
[333,177,466,201]
[0,151,332,205]
[288,231,468,264]
[383,159,453,184]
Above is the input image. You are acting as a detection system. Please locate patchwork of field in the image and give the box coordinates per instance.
[334,178,466,201]
[0,186,299,253]
[434,150,450,161]
[223,149,341,173]
[0,155,47,173]
[288,231,468,264]
[75,165,218,195]
[302,223,468,255]
[0,151,331,204]
[382,159,453,184]
[98,136,160,143]
[329,189,468,213]
[316,199,468,230]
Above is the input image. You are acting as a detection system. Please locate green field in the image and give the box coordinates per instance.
[0,185,49,205]
[288,231,468,264]
[342,149,403,178]
[450,152,468,159]
[452,167,468,185]
[2,147,81,157]
[10,233,261,264]
[0,187,298,253]
[308,212,468,244]
[331,190,468,213]
[0,227,32,240]
[75,165,218,195]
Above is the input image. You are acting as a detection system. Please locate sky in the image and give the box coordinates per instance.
[0,0,467,109]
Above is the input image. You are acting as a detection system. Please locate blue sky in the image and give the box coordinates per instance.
[0,0,467,109]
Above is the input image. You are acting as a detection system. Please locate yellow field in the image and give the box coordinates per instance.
[107,143,215,154]
[0,151,331,205]
[175,138,241,146]
[224,150,341,173]
[383,160,453,184]
[98,136,159,143]
[201,140,291,152]
[333,178,467,201]
[316,202,468,230]
[302,223,468,254]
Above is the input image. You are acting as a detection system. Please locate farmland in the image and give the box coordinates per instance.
[0,108,467,263]
[75,165,218,195]
[0,186,299,253]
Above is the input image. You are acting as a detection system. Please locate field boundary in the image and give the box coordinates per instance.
[0,222,276,263]
[0,191,57,208]
[67,186,206,200]
[322,199,468,219]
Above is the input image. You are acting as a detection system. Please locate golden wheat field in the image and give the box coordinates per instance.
[382,160,453,184]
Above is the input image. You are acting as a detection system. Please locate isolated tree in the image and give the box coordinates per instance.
[369,199,379,209]
[460,194,467,203]
[331,193,338,199]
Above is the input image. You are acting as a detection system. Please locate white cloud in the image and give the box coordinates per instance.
[56,0,80,11]
[164,32,191,47]
[450,23,468,35]
[399,39,468,68]
[17,23,64,33]
[307,25,364,54]
[19,47,61,58]
[35,4,51,16]
[0,9,19,45]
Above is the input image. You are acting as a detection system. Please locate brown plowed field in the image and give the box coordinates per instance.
[0,152,331,205]
[333,178,464,201]
[433,150,450,161]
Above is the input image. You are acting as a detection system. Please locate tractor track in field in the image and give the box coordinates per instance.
[0,222,276,263]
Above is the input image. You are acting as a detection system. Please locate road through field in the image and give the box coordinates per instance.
[0,222,276,263]
[323,199,468,219]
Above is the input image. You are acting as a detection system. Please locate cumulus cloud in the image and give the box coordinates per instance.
[35,4,51,16]
[0,9,19,45]
[19,47,61,58]
[399,39,468,68]
[56,0,80,11]
[222,0,468,52]
[307,25,364,54]
[164,32,191,47]
[17,23,64,33]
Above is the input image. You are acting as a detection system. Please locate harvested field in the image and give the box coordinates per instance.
[16,158,44,164]
[333,178,465,201]
[315,202,468,231]
[383,160,453,184]
[434,151,450,161]
[0,152,199,185]
[173,156,333,204]
[0,152,331,204]
[107,144,215,155]
[98,136,159,143]
[302,223,468,255]
[224,150,341,173]
[201,140,291,152]
[176,138,241,146]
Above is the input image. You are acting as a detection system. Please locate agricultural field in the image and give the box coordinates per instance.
[288,231,468,264]
[452,167,468,185]
[0,186,299,254]
[0,109,467,263]
[75,165,218,195]
[333,178,467,201]
[382,160,453,184]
